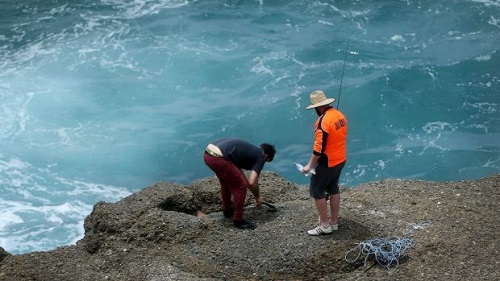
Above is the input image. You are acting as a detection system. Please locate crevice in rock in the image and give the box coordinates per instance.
[157,193,201,216]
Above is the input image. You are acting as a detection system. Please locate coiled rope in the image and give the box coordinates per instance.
[345,221,432,269]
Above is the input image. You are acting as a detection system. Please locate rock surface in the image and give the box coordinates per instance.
[1,172,499,280]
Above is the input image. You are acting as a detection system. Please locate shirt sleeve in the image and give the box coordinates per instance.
[251,155,266,174]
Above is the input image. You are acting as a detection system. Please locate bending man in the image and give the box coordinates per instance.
[203,138,276,229]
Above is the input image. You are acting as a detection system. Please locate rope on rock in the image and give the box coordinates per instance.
[344,221,432,269]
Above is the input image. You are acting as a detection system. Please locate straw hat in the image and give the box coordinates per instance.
[306,90,335,109]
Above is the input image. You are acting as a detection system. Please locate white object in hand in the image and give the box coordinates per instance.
[295,162,316,176]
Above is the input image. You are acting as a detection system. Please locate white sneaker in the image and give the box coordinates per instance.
[307,225,332,236]
[330,224,338,231]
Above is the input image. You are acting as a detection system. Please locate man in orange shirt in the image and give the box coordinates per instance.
[302,90,347,235]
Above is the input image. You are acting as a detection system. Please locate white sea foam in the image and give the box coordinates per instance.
[0,201,23,229]
[0,190,128,254]
[471,0,500,8]
[0,154,130,254]
[470,102,497,114]
[0,92,33,140]
[99,0,189,20]
[390,34,406,42]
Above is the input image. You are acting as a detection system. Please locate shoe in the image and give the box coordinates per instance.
[330,224,338,231]
[233,219,256,230]
[307,225,332,236]
[223,208,234,218]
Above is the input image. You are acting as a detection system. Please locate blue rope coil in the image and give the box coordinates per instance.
[345,221,432,269]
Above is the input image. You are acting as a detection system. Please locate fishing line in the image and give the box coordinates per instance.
[344,221,432,270]
[336,39,350,110]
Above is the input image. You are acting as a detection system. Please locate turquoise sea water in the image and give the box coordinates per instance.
[0,0,498,254]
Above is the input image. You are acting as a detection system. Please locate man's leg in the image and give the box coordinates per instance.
[314,198,329,227]
[325,162,344,228]
[219,167,256,229]
[219,178,233,215]
[226,169,247,221]
[205,154,253,228]
[308,165,333,235]
[203,153,233,216]
[329,193,340,226]
[308,197,333,235]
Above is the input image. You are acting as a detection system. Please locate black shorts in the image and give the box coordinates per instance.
[309,161,345,199]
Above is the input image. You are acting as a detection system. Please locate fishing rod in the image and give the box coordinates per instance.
[336,39,350,110]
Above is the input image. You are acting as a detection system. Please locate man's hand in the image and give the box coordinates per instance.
[255,195,263,208]
[302,164,312,174]
[303,154,320,175]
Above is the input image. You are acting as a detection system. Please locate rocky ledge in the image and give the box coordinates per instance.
[1,172,499,280]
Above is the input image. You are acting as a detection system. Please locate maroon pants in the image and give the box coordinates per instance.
[203,152,248,220]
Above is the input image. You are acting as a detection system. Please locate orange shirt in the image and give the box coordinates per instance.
[313,107,347,167]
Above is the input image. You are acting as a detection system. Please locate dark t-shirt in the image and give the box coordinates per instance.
[212,138,265,174]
